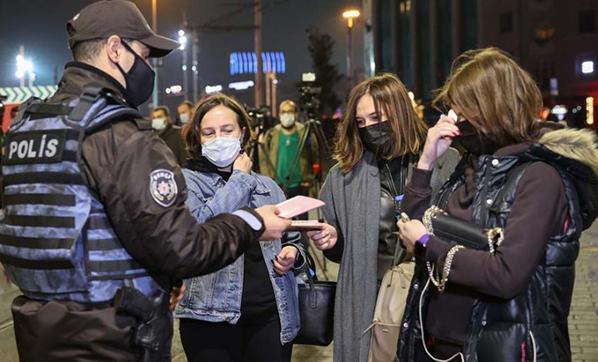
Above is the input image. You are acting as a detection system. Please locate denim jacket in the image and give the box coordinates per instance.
[174,168,304,344]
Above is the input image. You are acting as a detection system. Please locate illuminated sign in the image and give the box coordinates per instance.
[0,85,57,103]
[582,61,595,75]
[550,78,558,96]
[551,104,567,121]
[228,80,255,90]
[587,97,594,125]
[229,52,286,75]
[205,85,223,94]
[301,72,316,82]
[165,85,183,95]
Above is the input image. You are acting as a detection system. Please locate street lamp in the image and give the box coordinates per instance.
[151,0,159,108]
[16,52,35,87]
[178,29,189,100]
[342,8,360,81]
[178,30,187,50]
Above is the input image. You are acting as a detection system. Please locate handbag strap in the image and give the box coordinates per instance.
[306,269,316,289]
[392,237,405,266]
[385,154,413,266]
[303,266,319,308]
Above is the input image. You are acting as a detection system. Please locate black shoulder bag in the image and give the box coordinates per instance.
[422,206,504,252]
[294,270,336,346]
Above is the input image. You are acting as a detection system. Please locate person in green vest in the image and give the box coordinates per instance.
[259,100,319,202]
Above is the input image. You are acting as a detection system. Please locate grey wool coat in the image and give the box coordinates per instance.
[319,149,460,362]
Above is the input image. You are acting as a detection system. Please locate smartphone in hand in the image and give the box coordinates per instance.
[276,196,325,219]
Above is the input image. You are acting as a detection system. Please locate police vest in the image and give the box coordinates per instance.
[0,90,164,303]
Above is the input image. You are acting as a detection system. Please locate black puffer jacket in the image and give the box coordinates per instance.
[398,128,598,361]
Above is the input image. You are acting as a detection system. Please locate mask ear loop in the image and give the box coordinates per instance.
[239,127,247,153]
[114,40,135,79]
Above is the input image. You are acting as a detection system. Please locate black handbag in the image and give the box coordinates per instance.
[422,206,504,252]
[294,276,336,346]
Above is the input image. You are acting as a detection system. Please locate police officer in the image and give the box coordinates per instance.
[0,1,290,361]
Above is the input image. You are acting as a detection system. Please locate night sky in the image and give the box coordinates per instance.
[0,0,363,112]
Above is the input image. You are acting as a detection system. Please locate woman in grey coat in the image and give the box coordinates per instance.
[307,74,459,362]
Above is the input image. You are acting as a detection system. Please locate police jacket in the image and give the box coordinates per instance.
[47,62,262,291]
[398,128,598,361]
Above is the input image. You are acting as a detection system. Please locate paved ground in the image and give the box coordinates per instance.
[568,223,598,361]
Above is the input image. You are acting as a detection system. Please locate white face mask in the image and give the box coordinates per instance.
[280,113,296,128]
[201,137,241,168]
[152,117,167,130]
[179,113,190,124]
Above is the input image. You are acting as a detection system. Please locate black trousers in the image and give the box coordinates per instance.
[179,315,293,362]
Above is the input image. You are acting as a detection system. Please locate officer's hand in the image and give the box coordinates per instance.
[273,246,299,275]
[169,283,186,311]
[233,152,253,174]
[255,205,291,241]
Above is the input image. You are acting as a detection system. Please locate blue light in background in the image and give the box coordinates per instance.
[229,52,286,75]
[251,52,257,74]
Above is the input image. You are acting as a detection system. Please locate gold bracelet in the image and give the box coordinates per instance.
[486,227,504,254]
[426,262,442,289]
[438,245,465,292]
[422,206,448,235]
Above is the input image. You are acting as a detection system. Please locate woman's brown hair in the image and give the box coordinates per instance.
[334,73,427,173]
[433,47,543,146]
[183,93,251,161]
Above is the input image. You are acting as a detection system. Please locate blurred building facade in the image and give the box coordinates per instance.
[362,0,598,128]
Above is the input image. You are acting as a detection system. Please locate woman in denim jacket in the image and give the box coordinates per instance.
[174,93,306,362]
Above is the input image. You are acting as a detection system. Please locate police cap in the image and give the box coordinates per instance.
[67,0,178,58]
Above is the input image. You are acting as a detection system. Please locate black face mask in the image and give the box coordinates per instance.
[452,120,502,155]
[358,121,391,156]
[115,42,155,107]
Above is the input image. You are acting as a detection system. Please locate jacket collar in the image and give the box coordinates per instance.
[186,157,271,193]
[49,61,128,105]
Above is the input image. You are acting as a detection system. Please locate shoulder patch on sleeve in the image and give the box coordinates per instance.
[150,169,178,207]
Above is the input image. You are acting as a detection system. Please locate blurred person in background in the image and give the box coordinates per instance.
[259,100,319,201]
[152,105,187,164]
[177,100,194,126]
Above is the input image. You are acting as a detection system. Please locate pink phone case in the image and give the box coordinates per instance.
[288,220,324,231]
[276,196,325,219]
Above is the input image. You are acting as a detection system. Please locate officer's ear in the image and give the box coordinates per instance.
[106,35,124,64]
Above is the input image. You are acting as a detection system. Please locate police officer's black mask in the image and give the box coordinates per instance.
[115,41,155,107]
